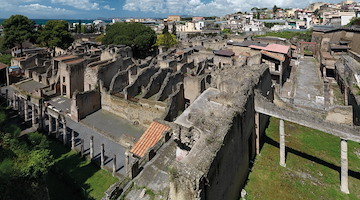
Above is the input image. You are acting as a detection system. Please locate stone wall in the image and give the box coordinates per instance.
[169,64,272,200]
[157,71,183,101]
[70,89,101,121]
[164,83,185,122]
[84,58,125,91]
[184,75,205,103]
[124,67,159,98]
[109,70,129,94]
[101,91,167,126]
[142,68,171,99]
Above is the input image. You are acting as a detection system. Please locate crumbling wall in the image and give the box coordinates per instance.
[101,92,167,126]
[205,97,254,200]
[184,75,205,103]
[164,83,185,122]
[71,89,101,121]
[247,53,261,66]
[109,70,129,94]
[69,62,86,97]
[125,66,159,98]
[156,71,184,101]
[142,68,171,98]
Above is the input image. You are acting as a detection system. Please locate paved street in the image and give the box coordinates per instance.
[293,56,325,110]
[48,116,128,176]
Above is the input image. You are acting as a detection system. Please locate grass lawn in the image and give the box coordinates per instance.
[47,140,119,200]
[244,117,360,200]
[254,31,312,42]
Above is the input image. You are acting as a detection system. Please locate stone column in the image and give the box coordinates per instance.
[18,98,22,116]
[125,151,130,175]
[48,114,53,134]
[112,154,116,176]
[55,119,59,138]
[71,130,75,149]
[24,100,28,121]
[12,94,16,109]
[5,89,9,106]
[6,66,10,86]
[32,104,36,127]
[101,144,105,168]
[90,136,94,159]
[81,139,84,156]
[279,119,286,167]
[340,139,349,194]
[344,86,348,106]
[37,105,43,130]
[255,112,260,155]
[62,121,67,145]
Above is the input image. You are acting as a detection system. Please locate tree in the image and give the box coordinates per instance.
[37,20,74,50]
[102,22,156,57]
[273,5,279,14]
[163,24,169,34]
[172,22,177,35]
[155,33,178,48]
[347,17,360,26]
[2,15,35,55]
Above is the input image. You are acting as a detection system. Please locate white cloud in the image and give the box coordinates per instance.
[19,3,72,16]
[51,0,100,10]
[103,5,116,10]
[19,3,69,13]
[122,0,332,16]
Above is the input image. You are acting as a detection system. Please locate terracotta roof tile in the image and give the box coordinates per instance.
[250,44,290,54]
[130,121,170,158]
[0,62,7,70]
[260,50,285,62]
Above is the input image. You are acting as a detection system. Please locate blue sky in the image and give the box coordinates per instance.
[0,0,352,19]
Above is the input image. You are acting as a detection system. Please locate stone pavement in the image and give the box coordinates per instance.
[48,116,128,176]
[292,56,325,110]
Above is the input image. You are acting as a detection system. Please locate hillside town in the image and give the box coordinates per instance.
[0,0,360,200]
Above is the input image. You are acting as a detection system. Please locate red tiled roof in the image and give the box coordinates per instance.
[130,121,171,158]
[264,44,290,54]
[260,50,285,62]
[250,44,290,54]
[0,62,8,70]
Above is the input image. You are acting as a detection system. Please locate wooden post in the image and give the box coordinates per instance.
[279,119,286,167]
[340,139,349,194]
